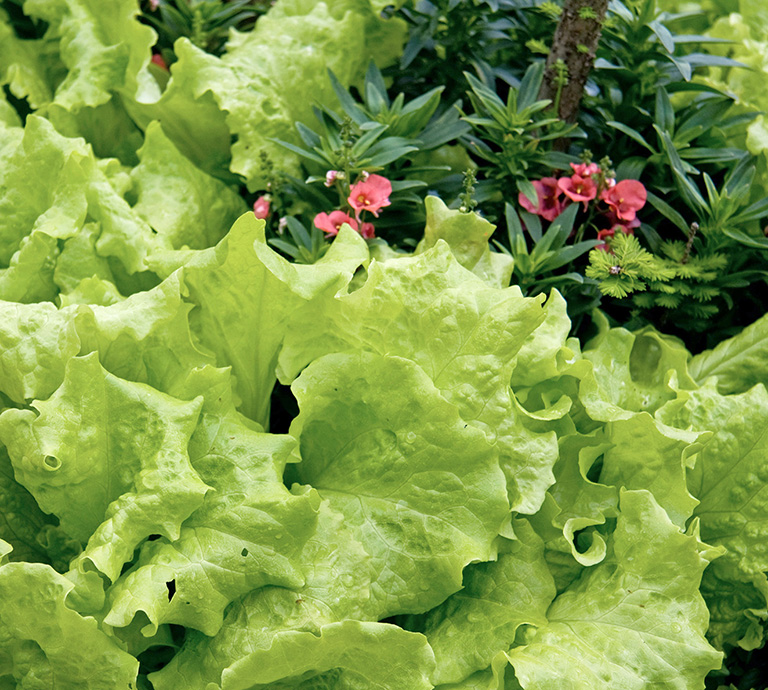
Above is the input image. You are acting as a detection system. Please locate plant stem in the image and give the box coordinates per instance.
[539,0,608,124]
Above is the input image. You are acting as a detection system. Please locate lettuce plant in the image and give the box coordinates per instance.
[1,189,768,686]
[1,2,768,688]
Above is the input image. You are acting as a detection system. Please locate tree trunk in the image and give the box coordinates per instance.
[539,0,608,124]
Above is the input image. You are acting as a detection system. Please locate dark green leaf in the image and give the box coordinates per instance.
[656,128,708,214]
[285,217,312,248]
[518,179,538,209]
[538,241,600,272]
[270,139,329,166]
[327,69,368,126]
[655,88,674,133]
[646,191,691,235]
[607,121,655,152]
[349,124,389,159]
[520,210,542,243]
[647,20,675,53]
[533,203,579,257]
[364,62,390,108]
[517,62,545,112]
[721,226,768,249]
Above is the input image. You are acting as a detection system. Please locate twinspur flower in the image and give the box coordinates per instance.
[600,179,646,222]
[570,161,600,177]
[518,177,565,221]
[314,210,356,236]
[348,174,392,217]
[558,172,597,208]
[324,170,343,188]
[253,195,271,220]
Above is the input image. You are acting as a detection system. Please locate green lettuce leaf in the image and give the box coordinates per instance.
[22,0,158,111]
[0,353,209,584]
[0,230,60,303]
[149,496,387,688]
[579,325,697,422]
[105,400,318,636]
[0,96,20,127]
[180,214,368,427]
[290,351,510,618]
[73,271,214,395]
[416,196,514,288]
[600,413,702,528]
[0,115,167,286]
[279,242,557,514]
[0,444,53,565]
[53,222,117,295]
[506,490,724,689]
[0,115,87,267]
[121,39,233,182]
[0,300,80,403]
[689,312,768,395]
[534,429,618,573]
[0,562,138,689]
[152,618,434,690]
[0,9,59,110]
[657,381,768,648]
[129,121,245,250]
[510,289,573,389]
[410,519,556,685]
[126,0,406,190]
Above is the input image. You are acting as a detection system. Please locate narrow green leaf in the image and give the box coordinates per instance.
[607,121,655,152]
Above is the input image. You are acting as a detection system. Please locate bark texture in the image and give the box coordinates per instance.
[539,0,609,123]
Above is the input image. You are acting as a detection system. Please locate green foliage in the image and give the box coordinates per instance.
[268,216,330,265]
[269,61,470,247]
[586,226,753,333]
[2,3,768,687]
[498,202,599,300]
[461,62,578,214]
[388,0,546,105]
[139,0,271,59]
[570,0,768,346]
[587,233,674,298]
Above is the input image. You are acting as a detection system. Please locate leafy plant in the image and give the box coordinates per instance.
[267,61,470,249]
[387,0,540,105]
[3,204,768,687]
[139,0,270,59]
[498,201,599,300]
[589,123,768,342]
[460,61,579,217]
[267,216,330,265]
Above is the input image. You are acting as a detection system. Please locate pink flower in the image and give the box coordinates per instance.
[518,178,566,221]
[151,53,168,70]
[600,179,647,222]
[596,219,636,251]
[314,211,358,236]
[360,222,376,239]
[253,195,271,220]
[558,173,597,207]
[596,228,615,251]
[149,0,160,9]
[604,210,640,234]
[324,170,342,188]
[348,174,392,217]
[570,162,600,177]
[314,211,376,239]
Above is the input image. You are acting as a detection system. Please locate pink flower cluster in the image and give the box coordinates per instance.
[518,162,647,251]
[314,210,375,238]
[314,172,391,239]
[252,172,391,241]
